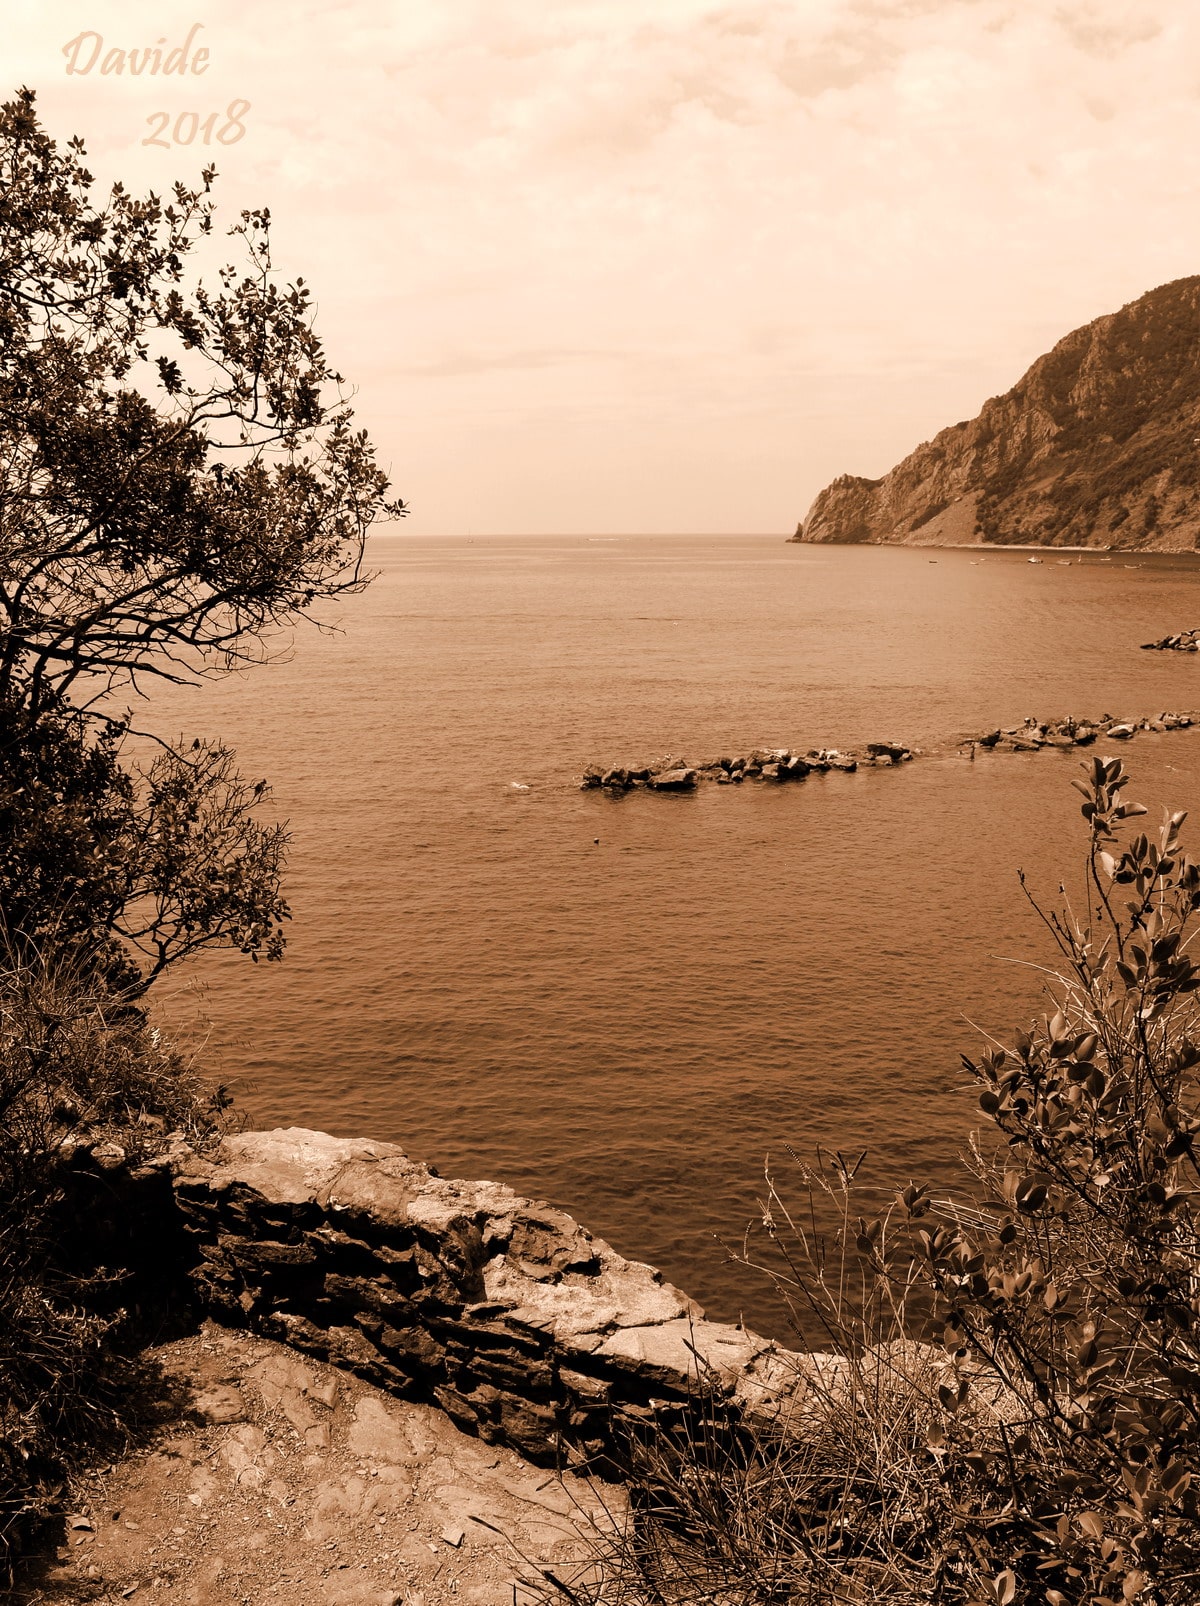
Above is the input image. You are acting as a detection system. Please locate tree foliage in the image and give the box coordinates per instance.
[0,87,402,1577]
[0,88,404,992]
[0,86,404,715]
[0,701,288,998]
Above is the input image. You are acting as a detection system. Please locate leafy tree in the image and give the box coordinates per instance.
[0,88,403,1572]
[0,88,405,991]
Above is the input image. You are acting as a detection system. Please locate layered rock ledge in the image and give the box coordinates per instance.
[103,1128,821,1473]
[20,1321,615,1606]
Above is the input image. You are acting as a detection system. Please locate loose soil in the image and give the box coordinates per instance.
[12,1322,620,1606]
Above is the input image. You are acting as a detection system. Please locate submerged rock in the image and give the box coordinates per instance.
[866,742,912,763]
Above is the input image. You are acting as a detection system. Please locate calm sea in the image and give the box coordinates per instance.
[145,535,1200,1337]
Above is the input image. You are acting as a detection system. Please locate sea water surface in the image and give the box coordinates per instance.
[145,536,1200,1337]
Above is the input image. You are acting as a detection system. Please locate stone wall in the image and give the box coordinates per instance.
[149,1127,812,1470]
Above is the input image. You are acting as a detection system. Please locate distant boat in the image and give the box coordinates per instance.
[1028,557,1043,564]
[1057,560,1071,566]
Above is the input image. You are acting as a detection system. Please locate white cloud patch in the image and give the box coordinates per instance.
[7,0,1200,531]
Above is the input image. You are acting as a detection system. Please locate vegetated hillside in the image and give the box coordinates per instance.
[795,276,1200,550]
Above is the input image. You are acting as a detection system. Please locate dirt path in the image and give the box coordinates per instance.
[13,1322,620,1606]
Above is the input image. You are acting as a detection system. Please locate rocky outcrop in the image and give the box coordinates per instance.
[147,1128,823,1472]
[580,744,908,793]
[580,713,1200,792]
[1143,630,1200,651]
[794,276,1200,551]
[23,1323,616,1605]
[965,711,1194,752]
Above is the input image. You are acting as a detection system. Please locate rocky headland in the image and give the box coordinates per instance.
[792,276,1200,551]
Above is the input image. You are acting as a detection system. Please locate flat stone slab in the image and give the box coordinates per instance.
[593,1318,771,1387]
[203,1129,408,1208]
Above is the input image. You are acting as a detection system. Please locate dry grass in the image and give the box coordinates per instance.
[528,1155,1002,1606]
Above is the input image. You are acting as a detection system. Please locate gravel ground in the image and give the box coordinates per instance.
[12,1321,622,1606]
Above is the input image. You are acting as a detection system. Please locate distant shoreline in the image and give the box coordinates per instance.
[787,536,1200,556]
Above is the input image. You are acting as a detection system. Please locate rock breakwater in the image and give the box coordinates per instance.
[581,713,1200,793]
[968,711,1195,753]
[1142,631,1200,652]
[579,743,913,794]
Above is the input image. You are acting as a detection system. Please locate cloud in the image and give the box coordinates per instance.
[10,0,1200,531]
[400,347,630,378]
[1054,4,1164,57]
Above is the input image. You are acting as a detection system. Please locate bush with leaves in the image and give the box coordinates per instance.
[546,759,1200,1606]
[897,755,1200,1605]
[0,948,223,1578]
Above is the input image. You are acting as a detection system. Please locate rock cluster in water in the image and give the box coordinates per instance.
[579,742,914,793]
[580,714,1200,794]
[1141,631,1200,652]
[967,712,1195,752]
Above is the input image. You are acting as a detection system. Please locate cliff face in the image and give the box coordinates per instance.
[795,276,1200,550]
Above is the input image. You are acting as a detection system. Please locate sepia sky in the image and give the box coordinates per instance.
[8,0,1200,534]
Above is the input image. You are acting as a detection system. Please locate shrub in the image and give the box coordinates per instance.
[905,756,1200,1603]
[0,949,218,1580]
[547,759,1200,1605]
